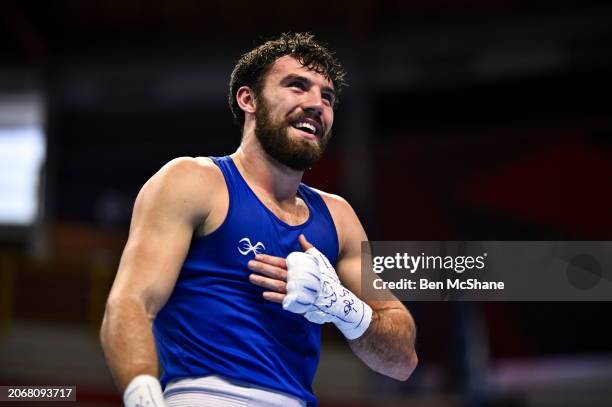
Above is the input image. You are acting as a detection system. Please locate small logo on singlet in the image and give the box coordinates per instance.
[238,237,266,256]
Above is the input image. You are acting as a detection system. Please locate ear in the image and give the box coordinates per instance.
[236,86,256,115]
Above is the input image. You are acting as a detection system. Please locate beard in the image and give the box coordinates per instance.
[254,96,331,171]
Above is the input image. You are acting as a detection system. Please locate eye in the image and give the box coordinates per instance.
[322,93,335,105]
[290,81,306,90]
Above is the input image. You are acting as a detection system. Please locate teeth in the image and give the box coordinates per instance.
[295,121,316,134]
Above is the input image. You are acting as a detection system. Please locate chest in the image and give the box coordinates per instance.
[256,195,310,226]
[221,194,335,261]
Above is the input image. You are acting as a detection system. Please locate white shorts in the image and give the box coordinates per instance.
[164,375,307,407]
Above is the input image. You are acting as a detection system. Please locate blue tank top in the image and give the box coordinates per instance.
[153,156,339,406]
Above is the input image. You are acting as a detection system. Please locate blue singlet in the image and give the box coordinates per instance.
[153,156,339,406]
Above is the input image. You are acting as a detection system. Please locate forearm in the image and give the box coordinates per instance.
[348,305,418,381]
[100,296,160,392]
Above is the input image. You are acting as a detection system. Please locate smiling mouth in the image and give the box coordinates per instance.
[290,119,322,139]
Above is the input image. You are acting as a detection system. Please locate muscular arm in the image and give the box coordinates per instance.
[327,196,418,381]
[100,158,219,391]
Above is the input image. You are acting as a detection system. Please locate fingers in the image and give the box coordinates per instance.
[298,234,314,251]
[248,259,287,281]
[249,273,287,293]
[254,253,287,269]
[262,291,285,303]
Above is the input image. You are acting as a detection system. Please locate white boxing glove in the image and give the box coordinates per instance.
[123,374,166,407]
[284,247,372,340]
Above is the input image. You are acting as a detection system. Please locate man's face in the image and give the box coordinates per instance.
[254,55,336,171]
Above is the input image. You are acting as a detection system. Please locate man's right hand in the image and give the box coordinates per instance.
[123,375,166,407]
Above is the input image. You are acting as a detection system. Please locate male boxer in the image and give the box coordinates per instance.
[100,33,417,407]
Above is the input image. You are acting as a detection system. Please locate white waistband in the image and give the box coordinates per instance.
[164,375,306,407]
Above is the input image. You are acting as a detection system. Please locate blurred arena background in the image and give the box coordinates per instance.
[1,1,612,406]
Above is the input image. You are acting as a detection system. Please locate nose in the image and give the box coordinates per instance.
[303,89,324,117]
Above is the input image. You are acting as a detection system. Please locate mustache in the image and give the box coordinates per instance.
[287,111,324,134]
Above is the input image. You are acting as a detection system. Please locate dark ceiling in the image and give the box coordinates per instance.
[2,0,610,64]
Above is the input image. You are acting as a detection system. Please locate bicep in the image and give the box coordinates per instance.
[113,217,193,318]
[334,213,367,296]
[334,201,405,313]
[108,162,210,318]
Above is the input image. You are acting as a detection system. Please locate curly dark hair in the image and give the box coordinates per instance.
[228,32,347,127]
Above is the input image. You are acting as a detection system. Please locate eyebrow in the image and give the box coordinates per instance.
[281,74,336,99]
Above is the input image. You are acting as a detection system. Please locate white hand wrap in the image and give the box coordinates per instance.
[123,374,166,407]
[284,247,372,340]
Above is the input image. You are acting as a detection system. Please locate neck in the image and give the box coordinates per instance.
[232,129,304,203]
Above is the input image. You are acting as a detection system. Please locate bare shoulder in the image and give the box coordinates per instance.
[145,157,222,193]
[309,187,367,254]
[135,156,224,225]
[310,187,357,223]
[157,156,221,182]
